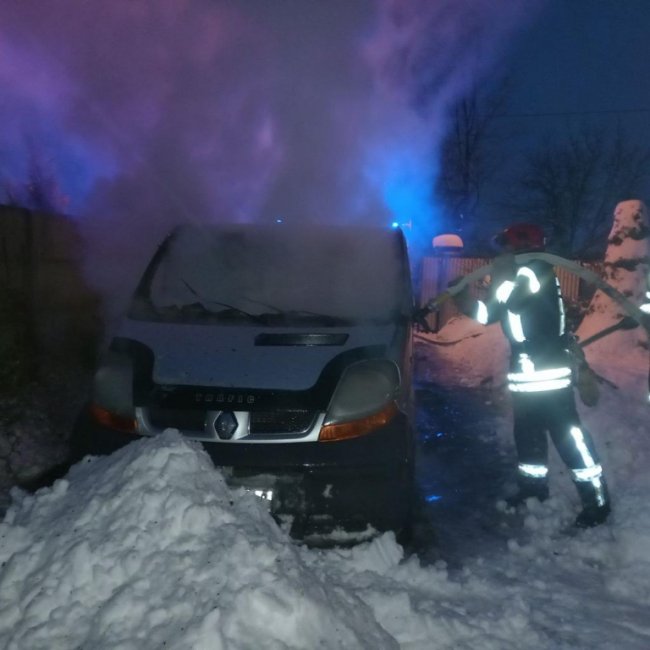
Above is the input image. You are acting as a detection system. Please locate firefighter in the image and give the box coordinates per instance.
[455,223,611,528]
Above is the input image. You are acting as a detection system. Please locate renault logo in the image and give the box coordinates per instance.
[214,411,238,440]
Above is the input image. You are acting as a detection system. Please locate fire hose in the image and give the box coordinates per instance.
[419,251,650,336]
[416,252,649,402]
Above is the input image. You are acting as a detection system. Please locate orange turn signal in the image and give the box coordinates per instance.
[318,402,398,442]
[90,403,138,433]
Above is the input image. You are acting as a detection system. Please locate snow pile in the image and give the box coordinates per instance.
[0,429,559,650]
[0,432,394,650]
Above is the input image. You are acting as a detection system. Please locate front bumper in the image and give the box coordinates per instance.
[71,407,414,536]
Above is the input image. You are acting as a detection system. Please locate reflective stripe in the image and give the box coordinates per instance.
[518,463,548,478]
[508,356,572,392]
[556,278,566,335]
[509,367,572,382]
[569,426,597,468]
[476,300,488,324]
[507,311,525,342]
[569,427,607,507]
[572,473,607,507]
[509,377,572,392]
[572,465,603,481]
[508,365,572,383]
[593,478,607,507]
[641,303,650,314]
[516,267,541,293]
[496,280,515,303]
[495,277,526,342]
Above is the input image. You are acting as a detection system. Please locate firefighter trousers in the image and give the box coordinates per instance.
[511,387,608,510]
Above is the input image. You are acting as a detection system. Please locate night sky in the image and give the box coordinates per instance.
[503,0,650,139]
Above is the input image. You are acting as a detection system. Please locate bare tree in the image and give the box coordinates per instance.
[507,125,650,256]
[435,80,511,238]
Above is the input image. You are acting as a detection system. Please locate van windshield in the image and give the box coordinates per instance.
[130,224,407,326]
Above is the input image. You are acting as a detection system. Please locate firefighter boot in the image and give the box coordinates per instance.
[574,477,611,528]
[506,476,549,507]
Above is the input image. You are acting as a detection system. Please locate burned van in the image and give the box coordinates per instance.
[73,223,415,539]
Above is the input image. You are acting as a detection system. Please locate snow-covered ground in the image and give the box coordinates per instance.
[0,310,648,649]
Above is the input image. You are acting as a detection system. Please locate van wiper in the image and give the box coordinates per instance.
[209,295,352,325]
[180,280,265,323]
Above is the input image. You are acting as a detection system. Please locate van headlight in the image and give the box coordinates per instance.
[90,350,138,433]
[319,360,400,442]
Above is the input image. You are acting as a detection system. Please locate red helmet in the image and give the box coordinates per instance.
[493,223,545,251]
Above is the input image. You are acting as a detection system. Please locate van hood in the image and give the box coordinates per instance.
[117,319,399,391]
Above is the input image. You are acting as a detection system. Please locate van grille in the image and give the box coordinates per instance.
[144,407,318,439]
[147,407,206,433]
[250,410,317,436]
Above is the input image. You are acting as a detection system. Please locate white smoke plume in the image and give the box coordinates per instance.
[0,0,543,309]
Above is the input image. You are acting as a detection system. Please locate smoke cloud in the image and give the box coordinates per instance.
[0,0,543,305]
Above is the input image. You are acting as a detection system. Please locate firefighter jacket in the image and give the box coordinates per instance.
[472,258,572,394]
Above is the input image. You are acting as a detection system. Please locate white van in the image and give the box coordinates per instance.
[73,222,415,539]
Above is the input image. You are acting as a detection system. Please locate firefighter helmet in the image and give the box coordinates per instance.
[493,223,545,252]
